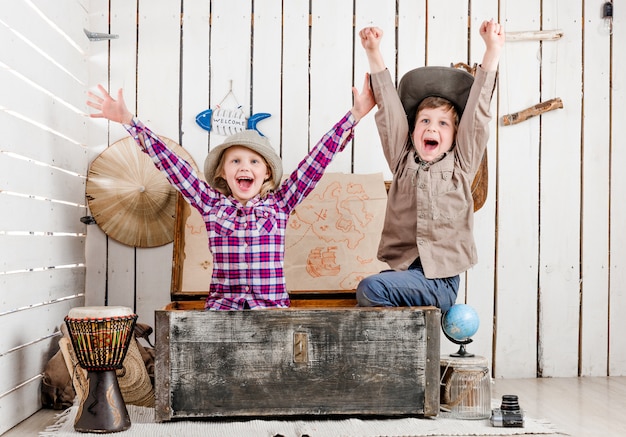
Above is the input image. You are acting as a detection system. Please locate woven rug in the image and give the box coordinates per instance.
[40,403,565,437]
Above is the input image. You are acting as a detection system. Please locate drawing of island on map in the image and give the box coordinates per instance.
[284,172,389,291]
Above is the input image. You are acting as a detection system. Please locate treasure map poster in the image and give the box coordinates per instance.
[177,172,389,293]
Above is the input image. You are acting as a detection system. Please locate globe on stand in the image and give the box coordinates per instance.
[442,304,480,357]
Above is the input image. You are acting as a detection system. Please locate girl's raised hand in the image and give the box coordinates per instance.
[351,73,375,122]
[86,84,134,124]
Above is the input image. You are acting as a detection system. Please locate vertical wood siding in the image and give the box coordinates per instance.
[609,0,626,377]
[1,0,624,431]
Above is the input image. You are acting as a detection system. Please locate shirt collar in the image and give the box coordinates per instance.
[414,150,448,170]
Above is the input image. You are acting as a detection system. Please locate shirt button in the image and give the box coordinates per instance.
[418,240,424,245]
[419,183,425,189]
[419,212,425,219]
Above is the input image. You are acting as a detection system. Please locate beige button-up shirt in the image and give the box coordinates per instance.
[371,67,497,278]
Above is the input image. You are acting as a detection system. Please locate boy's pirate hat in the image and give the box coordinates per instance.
[398,66,474,127]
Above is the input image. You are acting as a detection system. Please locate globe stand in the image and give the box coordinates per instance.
[442,329,475,357]
[450,341,475,358]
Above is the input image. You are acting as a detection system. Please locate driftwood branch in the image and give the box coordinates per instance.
[502,98,564,126]
[506,30,564,42]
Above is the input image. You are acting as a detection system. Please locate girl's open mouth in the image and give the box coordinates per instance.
[237,177,253,190]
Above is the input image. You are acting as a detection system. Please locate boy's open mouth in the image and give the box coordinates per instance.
[424,139,439,150]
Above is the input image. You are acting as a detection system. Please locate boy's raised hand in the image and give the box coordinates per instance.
[480,19,505,51]
[479,19,505,72]
[359,26,383,51]
[359,27,386,73]
[87,84,134,125]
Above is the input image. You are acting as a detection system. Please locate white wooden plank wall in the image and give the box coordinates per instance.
[1,0,624,432]
[0,0,88,433]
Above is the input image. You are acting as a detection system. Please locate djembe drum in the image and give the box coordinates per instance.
[64,306,137,433]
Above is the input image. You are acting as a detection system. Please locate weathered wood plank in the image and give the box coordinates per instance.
[537,1,583,378]
[309,0,353,173]
[493,0,542,378]
[180,0,210,168]
[579,0,611,377]
[133,0,181,328]
[609,0,626,376]
[280,0,310,174]
[463,0,499,366]
[352,0,396,176]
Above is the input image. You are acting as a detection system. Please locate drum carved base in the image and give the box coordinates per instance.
[75,370,131,433]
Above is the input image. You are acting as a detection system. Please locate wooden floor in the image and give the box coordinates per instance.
[3,376,625,436]
[492,376,625,436]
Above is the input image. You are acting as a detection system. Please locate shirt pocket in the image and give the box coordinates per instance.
[254,208,278,234]
[211,208,236,236]
[431,170,468,221]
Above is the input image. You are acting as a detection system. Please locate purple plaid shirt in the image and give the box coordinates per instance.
[124,112,357,310]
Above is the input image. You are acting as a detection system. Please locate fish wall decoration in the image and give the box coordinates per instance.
[196,82,271,136]
[195,107,271,136]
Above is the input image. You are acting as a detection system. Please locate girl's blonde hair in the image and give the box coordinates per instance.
[211,152,277,198]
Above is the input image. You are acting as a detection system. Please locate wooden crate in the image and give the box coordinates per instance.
[155,302,441,421]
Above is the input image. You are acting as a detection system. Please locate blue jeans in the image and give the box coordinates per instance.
[356,258,459,312]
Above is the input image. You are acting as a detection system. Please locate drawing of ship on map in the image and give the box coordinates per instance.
[306,246,341,277]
